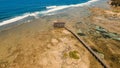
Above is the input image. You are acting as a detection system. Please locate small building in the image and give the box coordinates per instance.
[53,22,65,28]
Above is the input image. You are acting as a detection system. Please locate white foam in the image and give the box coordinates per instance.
[45,6,69,13]
[0,12,41,26]
[0,14,28,26]
[46,6,57,9]
[44,0,100,13]
[0,0,100,26]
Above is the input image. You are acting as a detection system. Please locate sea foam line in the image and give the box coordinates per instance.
[0,0,100,26]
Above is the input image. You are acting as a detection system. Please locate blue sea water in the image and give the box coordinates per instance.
[0,0,95,26]
[0,0,88,22]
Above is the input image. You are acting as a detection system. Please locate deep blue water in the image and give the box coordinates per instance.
[0,0,88,22]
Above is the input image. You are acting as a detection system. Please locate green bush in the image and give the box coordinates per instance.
[69,51,79,59]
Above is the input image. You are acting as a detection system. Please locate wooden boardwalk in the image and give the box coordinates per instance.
[64,27,110,68]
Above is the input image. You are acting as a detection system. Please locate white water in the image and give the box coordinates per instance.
[0,0,100,26]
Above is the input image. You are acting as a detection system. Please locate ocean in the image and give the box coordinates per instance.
[0,0,100,26]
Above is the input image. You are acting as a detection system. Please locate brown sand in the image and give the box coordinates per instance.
[0,0,120,68]
[0,24,103,68]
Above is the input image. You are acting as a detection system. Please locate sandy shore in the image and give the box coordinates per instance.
[0,28,103,68]
[0,0,120,68]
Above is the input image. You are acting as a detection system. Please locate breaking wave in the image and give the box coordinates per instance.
[0,0,99,26]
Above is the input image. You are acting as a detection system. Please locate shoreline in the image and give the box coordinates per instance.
[1,0,120,68]
[0,0,106,31]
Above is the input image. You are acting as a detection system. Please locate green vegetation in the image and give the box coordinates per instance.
[63,53,68,58]
[95,26,120,39]
[95,26,107,33]
[69,50,79,59]
[112,10,120,13]
[112,38,120,41]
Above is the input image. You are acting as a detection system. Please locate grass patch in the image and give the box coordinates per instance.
[63,53,68,58]
[69,50,79,59]
[112,10,120,13]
